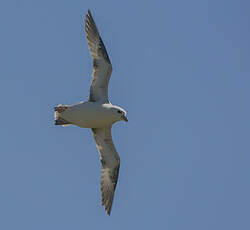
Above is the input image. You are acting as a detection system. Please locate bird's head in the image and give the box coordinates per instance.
[112,106,128,123]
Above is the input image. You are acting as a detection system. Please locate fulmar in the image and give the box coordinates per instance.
[54,10,128,215]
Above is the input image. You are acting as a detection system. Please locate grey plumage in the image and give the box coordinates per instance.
[85,10,112,103]
[54,10,127,216]
[85,10,121,215]
[92,127,120,215]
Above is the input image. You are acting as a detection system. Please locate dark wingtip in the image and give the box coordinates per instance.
[104,203,112,216]
[87,9,92,18]
[105,206,111,216]
[85,9,92,26]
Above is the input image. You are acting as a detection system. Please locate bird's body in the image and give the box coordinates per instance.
[54,10,127,215]
[55,102,126,128]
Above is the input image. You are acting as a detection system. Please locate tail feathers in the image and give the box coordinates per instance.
[54,105,68,113]
[54,104,72,127]
[55,118,71,126]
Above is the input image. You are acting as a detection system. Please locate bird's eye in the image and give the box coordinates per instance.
[117,110,122,114]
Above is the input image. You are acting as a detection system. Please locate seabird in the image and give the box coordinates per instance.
[54,10,128,215]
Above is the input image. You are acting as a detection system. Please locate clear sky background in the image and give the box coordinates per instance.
[0,0,250,229]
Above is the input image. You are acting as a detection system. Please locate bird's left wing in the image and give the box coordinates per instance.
[91,127,120,215]
[85,10,112,103]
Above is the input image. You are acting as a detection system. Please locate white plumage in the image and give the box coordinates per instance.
[54,10,128,215]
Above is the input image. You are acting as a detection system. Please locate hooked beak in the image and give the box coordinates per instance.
[122,114,128,122]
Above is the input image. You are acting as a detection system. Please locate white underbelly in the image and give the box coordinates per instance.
[60,102,113,128]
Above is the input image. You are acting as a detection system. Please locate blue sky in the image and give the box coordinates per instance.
[0,0,250,229]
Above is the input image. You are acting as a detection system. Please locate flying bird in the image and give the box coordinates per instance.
[54,10,128,215]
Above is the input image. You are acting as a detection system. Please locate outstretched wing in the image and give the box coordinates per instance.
[91,127,120,215]
[85,10,112,103]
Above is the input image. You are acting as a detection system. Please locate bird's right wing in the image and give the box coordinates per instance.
[85,10,112,103]
[91,127,120,215]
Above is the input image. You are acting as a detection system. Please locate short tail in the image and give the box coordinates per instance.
[54,104,71,126]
